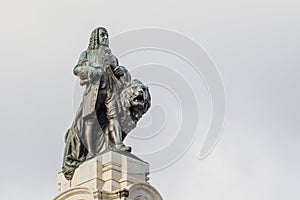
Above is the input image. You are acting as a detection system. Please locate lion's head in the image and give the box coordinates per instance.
[118,79,151,134]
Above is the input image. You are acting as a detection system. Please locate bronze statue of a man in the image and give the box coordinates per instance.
[62,27,131,180]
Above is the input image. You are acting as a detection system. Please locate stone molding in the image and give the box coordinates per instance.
[54,150,163,200]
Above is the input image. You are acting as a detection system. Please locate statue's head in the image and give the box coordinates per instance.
[88,27,109,49]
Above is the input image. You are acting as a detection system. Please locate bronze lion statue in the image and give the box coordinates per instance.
[117,79,151,137]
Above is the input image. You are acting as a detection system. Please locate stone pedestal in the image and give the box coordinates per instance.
[53,150,163,200]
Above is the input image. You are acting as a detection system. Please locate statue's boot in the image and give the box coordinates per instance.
[114,144,132,152]
[110,127,131,152]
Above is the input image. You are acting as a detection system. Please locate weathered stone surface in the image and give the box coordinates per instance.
[127,183,163,200]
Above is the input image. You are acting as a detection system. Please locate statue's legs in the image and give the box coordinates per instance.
[104,88,131,152]
[83,118,99,157]
[84,120,106,157]
[108,119,131,152]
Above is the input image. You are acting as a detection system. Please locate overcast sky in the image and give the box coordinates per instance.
[0,0,299,199]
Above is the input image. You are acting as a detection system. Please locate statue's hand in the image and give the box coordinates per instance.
[111,65,125,77]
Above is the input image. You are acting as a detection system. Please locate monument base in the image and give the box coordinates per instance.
[54,150,163,200]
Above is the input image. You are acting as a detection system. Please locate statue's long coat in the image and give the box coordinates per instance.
[62,48,130,180]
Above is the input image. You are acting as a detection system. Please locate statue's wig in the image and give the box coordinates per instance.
[88,27,108,50]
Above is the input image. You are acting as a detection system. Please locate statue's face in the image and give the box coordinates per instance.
[98,29,109,47]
